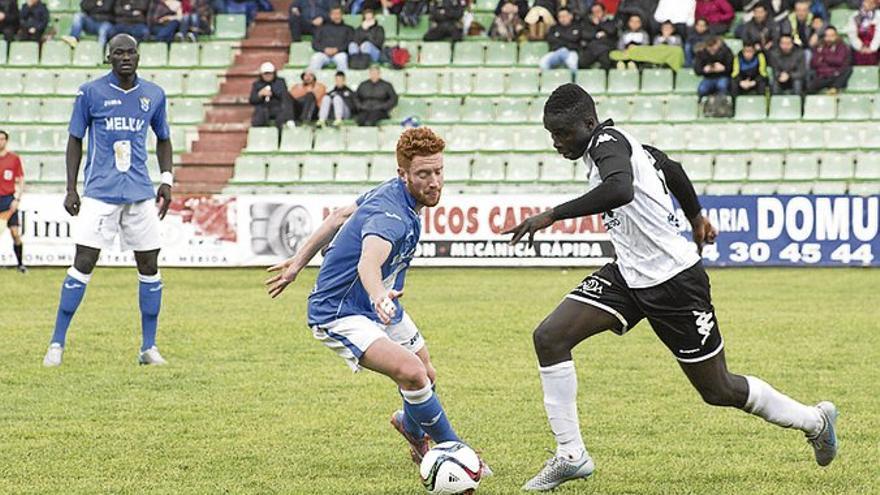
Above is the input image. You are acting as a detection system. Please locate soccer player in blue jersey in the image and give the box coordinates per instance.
[43,34,174,367]
[266,127,490,476]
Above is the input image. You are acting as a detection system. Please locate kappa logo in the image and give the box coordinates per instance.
[692,311,715,345]
[139,96,151,112]
[596,133,617,145]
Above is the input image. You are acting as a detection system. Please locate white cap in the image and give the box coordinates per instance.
[259,62,275,74]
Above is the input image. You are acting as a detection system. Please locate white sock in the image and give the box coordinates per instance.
[539,361,586,460]
[744,376,823,436]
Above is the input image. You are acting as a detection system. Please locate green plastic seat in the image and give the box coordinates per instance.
[640,68,674,94]
[783,153,819,180]
[0,40,6,64]
[768,95,801,121]
[703,182,741,195]
[871,96,880,120]
[812,181,848,195]
[819,153,854,180]
[346,126,380,152]
[719,123,756,152]
[824,123,860,150]
[740,182,779,194]
[472,71,505,96]
[849,182,880,195]
[518,43,548,66]
[835,94,871,121]
[629,96,664,123]
[677,153,713,182]
[507,71,540,95]
[0,69,24,94]
[830,9,856,33]
[441,70,473,94]
[540,154,575,182]
[381,70,406,95]
[442,153,471,181]
[725,38,743,53]
[596,97,630,123]
[40,98,74,123]
[335,155,370,182]
[506,153,540,182]
[313,128,345,152]
[147,71,183,95]
[407,70,440,96]
[231,155,267,183]
[445,126,479,152]
[246,127,279,152]
[419,42,452,66]
[7,98,38,124]
[471,153,506,181]
[391,98,429,121]
[576,69,606,95]
[674,71,700,94]
[606,69,639,95]
[215,14,247,39]
[652,124,683,151]
[21,154,42,181]
[526,97,545,123]
[494,97,531,122]
[479,126,514,151]
[460,98,494,123]
[745,153,783,181]
[452,42,485,66]
[377,15,397,39]
[369,153,397,181]
[475,0,495,11]
[201,41,234,67]
[169,99,203,124]
[847,66,879,92]
[139,43,168,67]
[485,42,517,66]
[788,123,825,150]
[297,155,334,182]
[22,127,56,151]
[40,40,71,66]
[8,42,39,66]
[515,126,551,151]
[854,153,880,179]
[687,125,716,152]
[775,182,813,194]
[72,40,102,66]
[21,72,56,95]
[168,43,199,68]
[665,95,698,122]
[185,71,219,96]
[734,95,766,120]
[56,70,90,95]
[802,95,836,121]
[541,69,573,94]
[40,154,67,181]
[397,16,430,41]
[279,127,313,152]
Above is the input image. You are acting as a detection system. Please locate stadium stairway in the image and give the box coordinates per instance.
[176,0,292,194]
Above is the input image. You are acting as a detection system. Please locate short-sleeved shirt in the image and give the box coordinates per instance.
[0,152,24,197]
[69,71,169,204]
[308,178,422,327]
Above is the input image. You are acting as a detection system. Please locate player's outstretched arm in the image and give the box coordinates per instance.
[156,138,173,220]
[358,235,401,325]
[63,135,83,216]
[265,202,358,298]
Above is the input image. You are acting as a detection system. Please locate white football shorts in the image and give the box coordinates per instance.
[74,197,162,252]
[311,312,425,372]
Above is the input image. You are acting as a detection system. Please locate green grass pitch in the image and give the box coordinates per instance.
[1,267,878,494]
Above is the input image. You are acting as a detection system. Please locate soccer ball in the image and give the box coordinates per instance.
[419,441,481,495]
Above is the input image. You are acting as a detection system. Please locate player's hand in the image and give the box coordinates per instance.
[689,214,718,255]
[64,190,81,216]
[156,183,172,220]
[265,258,302,298]
[372,289,403,325]
[503,210,555,249]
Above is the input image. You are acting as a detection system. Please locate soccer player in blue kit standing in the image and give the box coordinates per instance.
[266,127,490,476]
[43,34,174,367]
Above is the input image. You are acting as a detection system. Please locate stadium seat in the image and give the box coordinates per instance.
[8,42,39,66]
[788,123,824,150]
[446,126,479,152]
[0,40,6,64]
[22,127,56,151]
[847,66,879,92]
[21,72,55,95]
[391,98,428,120]
[713,154,748,181]
[640,68,674,94]
[855,153,880,179]
[215,14,247,39]
[518,43,548,66]
[628,97,664,123]
[479,126,514,151]
[169,99,204,124]
[541,69,572,94]
[55,70,89,95]
[576,69,606,95]
[443,153,472,181]
[515,127,551,151]
[139,43,168,67]
[686,125,716,152]
[740,182,778,195]
[748,153,784,181]
[836,94,872,121]
[485,42,517,66]
[370,153,397,181]
[506,153,540,182]
[596,97,630,123]
[420,42,453,66]
[824,123,861,150]
[407,70,440,96]
[704,182,741,195]
[300,155,335,182]
[665,95,698,122]
[776,182,813,195]
[725,38,743,53]
[471,154,506,182]
[460,98,494,123]
[733,96,766,121]
[21,154,41,181]
[397,16,430,40]
[526,97,545,123]
[427,97,462,123]
[441,70,474,94]
[72,40,102,66]
[7,99,38,123]
[0,69,23,94]
[849,181,880,195]
[783,153,819,180]
[40,98,74,123]
[452,42,485,66]
[168,43,199,68]
[494,97,531,121]
[279,127,313,152]
[507,71,540,95]
[673,71,700,94]
[334,155,370,182]
[231,155,267,183]
[346,127,380,152]
[472,71,505,96]
[720,124,756,152]
[812,181,848,195]
[40,41,71,67]
[768,95,801,121]
[382,70,407,94]
[871,96,880,120]
[652,125,682,151]
[201,42,234,67]
[40,155,66,181]
[819,153,854,180]
[287,42,312,68]
[678,153,713,182]
[313,128,345,152]
[148,71,184,95]
[266,155,302,182]
[802,95,836,121]
[246,127,278,152]
[185,71,219,96]
[539,154,574,182]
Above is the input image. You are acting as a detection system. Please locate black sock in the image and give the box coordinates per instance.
[13,243,22,266]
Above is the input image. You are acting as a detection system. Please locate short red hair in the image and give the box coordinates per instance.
[396,127,445,170]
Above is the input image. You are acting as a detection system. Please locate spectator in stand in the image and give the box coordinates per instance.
[743,0,789,23]
[354,65,397,126]
[539,8,580,72]
[845,0,880,66]
[250,62,293,130]
[346,0,391,15]
[226,0,270,25]
[490,0,526,41]
[738,3,779,51]
[16,0,48,41]
[808,25,852,94]
[62,0,114,47]
[695,36,734,98]
[318,71,356,127]
[780,0,816,48]
[0,0,18,43]
[731,44,768,95]
[423,0,466,41]
[653,0,694,36]
[111,0,150,40]
[617,13,649,49]
[654,20,683,45]
[616,0,659,35]
[685,17,711,66]
[349,8,384,63]
[309,6,353,72]
[825,0,862,8]
[694,0,733,35]
[580,2,617,69]
[182,0,214,39]
[495,0,527,20]
[289,69,327,123]
[148,0,187,42]
[289,0,330,42]
[524,0,557,40]
[769,33,806,94]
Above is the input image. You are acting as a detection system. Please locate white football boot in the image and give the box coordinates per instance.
[808,401,839,467]
[43,343,64,367]
[522,450,594,492]
[138,346,167,366]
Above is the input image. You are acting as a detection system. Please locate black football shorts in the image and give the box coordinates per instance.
[567,262,724,363]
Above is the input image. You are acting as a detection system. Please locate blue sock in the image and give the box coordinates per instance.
[402,403,427,439]
[138,272,163,351]
[401,384,461,444]
[51,268,91,346]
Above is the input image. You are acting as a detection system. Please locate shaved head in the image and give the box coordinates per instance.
[106,33,139,79]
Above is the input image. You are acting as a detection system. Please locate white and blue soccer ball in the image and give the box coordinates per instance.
[419,441,481,495]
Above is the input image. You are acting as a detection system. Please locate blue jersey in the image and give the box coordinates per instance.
[69,72,169,204]
[308,178,421,327]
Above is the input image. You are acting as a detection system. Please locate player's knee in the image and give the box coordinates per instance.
[135,252,159,276]
[532,322,567,359]
[424,362,437,385]
[73,249,99,274]
[395,360,429,390]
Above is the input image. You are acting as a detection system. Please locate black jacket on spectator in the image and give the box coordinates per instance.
[148,0,178,25]
[312,20,354,52]
[353,23,384,48]
[582,16,617,49]
[768,45,806,80]
[81,0,115,22]
[114,0,149,24]
[328,84,357,111]
[495,0,527,19]
[546,22,582,51]
[19,1,49,34]
[0,0,20,32]
[739,18,778,47]
[355,78,397,125]
[428,0,464,24]
[249,76,290,107]
[694,44,734,76]
[616,0,658,26]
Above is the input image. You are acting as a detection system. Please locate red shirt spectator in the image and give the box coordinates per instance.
[695,0,734,35]
[0,151,23,197]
